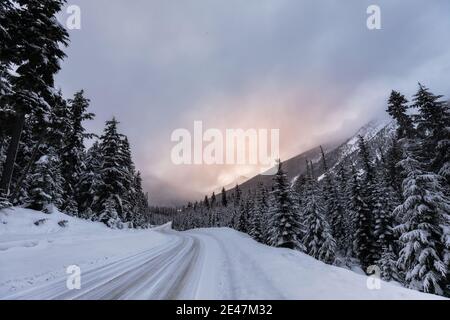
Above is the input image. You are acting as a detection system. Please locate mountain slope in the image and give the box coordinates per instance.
[235,118,396,193]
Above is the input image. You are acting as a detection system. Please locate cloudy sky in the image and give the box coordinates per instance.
[55,0,450,205]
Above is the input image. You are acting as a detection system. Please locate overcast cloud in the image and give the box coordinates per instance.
[55,0,450,205]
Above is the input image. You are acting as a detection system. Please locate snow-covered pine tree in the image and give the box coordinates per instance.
[129,171,149,227]
[394,139,450,295]
[293,174,307,209]
[384,137,405,202]
[117,136,137,222]
[98,197,122,229]
[229,184,242,229]
[267,161,303,250]
[353,136,378,268]
[387,90,414,139]
[77,141,102,216]
[350,163,375,269]
[379,244,401,282]
[0,0,69,196]
[301,161,335,264]
[93,118,130,223]
[26,154,64,213]
[335,159,356,256]
[372,160,398,275]
[221,187,228,207]
[61,90,94,215]
[320,146,346,252]
[210,192,217,209]
[413,84,450,188]
[249,182,268,243]
[0,65,13,198]
[237,193,250,233]
[204,195,210,211]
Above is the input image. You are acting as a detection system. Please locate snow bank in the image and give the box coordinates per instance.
[189,228,445,300]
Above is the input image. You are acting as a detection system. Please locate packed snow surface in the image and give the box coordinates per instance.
[0,208,444,300]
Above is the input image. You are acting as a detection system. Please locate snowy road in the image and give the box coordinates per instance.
[0,209,444,300]
[3,226,205,300]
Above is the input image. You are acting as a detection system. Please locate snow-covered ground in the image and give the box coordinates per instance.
[0,208,444,300]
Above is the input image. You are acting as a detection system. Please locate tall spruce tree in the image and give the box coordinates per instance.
[267,161,303,250]
[250,183,268,243]
[351,164,375,269]
[77,141,102,216]
[413,84,450,186]
[387,90,414,139]
[301,163,336,264]
[353,136,378,268]
[384,137,405,202]
[394,139,450,295]
[320,146,345,251]
[61,90,94,214]
[94,118,130,221]
[335,160,355,256]
[221,187,228,207]
[0,0,69,196]
[26,154,64,213]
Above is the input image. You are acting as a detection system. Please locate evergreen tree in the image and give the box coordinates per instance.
[98,197,122,229]
[335,160,355,255]
[237,194,250,233]
[0,0,69,196]
[301,165,335,264]
[413,84,450,185]
[250,183,268,243]
[353,136,378,268]
[129,171,149,226]
[26,154,63,213]
[94,118,129,221]
[320,146,345,251]
[379,244,401,282]
[211,192,217,208]
[229,185,242,229]
[384,137,405,202]
[77,141,102,215]
[267,161,303,250]
[351,163,375,269]
[221,187,228,207]
[372,167,397,265]
[61,90,94,214]
[394,140,450,295]
[387,90,414,139]
[118,136,137,222]
[204,195,210,210]
[293,174,307,209]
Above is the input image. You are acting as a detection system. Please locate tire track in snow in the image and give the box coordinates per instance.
[190,230,287,299]
[2,231,201,300]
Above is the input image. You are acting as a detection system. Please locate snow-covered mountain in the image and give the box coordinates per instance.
[236,118,397,193]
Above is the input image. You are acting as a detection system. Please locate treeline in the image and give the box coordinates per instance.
[174,84,450,297]
[0,0,149,228]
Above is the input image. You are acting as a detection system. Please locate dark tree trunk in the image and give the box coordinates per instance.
[0,112,25,195]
